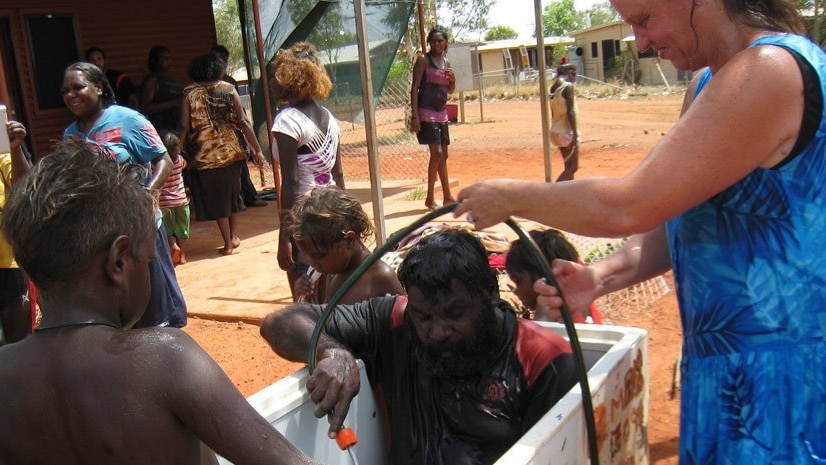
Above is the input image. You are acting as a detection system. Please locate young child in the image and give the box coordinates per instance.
[506,228,603,324]
[0,141,318,465]
[159,131,190,265]
[291,185,404,304]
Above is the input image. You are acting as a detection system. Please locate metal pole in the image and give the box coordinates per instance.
[354,0,387,246]
[250,0,281,211]
[459,91,465,123]
[655,60,672,92]
[535,0,553,183]
[478,74,485,123]
[416,0,427,52]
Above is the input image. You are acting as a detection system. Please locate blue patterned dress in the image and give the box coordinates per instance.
[666,34,826,464]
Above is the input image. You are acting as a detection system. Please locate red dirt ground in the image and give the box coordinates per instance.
[182,91,685,465]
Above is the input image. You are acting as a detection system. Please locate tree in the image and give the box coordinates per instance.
[798,0,826,46]
[583,1,620,29]
[441,0,496,40]
[212,0,245,74]
[485,25,518,41]
[542,0,585,36]
[305,2,358,71]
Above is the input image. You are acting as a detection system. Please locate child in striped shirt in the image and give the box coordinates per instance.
[159,131,190,265]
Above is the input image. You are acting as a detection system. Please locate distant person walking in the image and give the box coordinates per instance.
[410,26,456,210]
[211,44,267,208]
[179,53,266,256]
[549,63,579,182]
[158,131,190,266]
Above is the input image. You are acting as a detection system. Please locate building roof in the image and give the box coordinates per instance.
[569,20,625,37]
[321,39,398,65]
[473,36,574,52]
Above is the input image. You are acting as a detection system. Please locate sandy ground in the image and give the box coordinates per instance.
[181,90,685,464]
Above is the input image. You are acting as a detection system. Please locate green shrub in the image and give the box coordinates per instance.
[386,60,410,91]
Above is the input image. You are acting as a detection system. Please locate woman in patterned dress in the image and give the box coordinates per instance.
[179,53,266,256]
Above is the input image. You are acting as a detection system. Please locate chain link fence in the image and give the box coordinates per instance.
[329,69,428,183]
[563,234,671,322]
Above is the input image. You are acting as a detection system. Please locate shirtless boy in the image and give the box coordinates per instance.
[290,185,403,303]
[0,141,317,465]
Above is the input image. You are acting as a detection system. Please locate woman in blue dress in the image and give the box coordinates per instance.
[62,61,187,329]
[454,0,826,463]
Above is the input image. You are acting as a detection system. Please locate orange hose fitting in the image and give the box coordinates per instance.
[335,426,358,450]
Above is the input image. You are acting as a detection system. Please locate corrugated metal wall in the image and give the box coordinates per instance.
[2,0,216,157]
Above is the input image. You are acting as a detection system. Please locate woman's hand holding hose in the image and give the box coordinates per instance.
[533,259,599,322]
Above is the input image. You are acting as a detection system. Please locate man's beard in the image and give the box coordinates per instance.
[410,305,503,379]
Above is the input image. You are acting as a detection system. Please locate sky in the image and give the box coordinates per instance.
[485,0,603,39]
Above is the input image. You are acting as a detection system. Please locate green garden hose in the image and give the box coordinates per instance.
[307,203,599,465]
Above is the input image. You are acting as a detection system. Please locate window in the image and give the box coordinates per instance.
[26,13,80,110]
[591,42,598,58]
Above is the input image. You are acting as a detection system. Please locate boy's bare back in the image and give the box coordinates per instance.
[0,325,313,464]
[0,144,317,465]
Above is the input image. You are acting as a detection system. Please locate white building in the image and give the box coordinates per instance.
[568,21,689,86]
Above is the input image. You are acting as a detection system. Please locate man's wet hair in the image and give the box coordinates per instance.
[398,229,498,304]
[1,140,156,292]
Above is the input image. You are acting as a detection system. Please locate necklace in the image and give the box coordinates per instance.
[36,320,121,332]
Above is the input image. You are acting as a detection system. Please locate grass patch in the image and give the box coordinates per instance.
[406,186,426,201]
[583,242,620,264]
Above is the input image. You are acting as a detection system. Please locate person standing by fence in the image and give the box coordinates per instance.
[410,26,456,211]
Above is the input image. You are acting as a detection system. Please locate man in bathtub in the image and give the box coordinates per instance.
[261,229,578,465]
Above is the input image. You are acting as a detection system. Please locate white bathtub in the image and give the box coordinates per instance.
[218,323,649,465]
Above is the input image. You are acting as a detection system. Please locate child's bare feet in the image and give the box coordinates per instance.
[179,252,187,265]
[444,197,457,205]
[231,237,241,248]
[425,199,440,210]
[218,246,234,256]
[171,244,182,265]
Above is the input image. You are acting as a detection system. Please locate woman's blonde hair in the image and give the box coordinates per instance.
[270,41,332,103]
